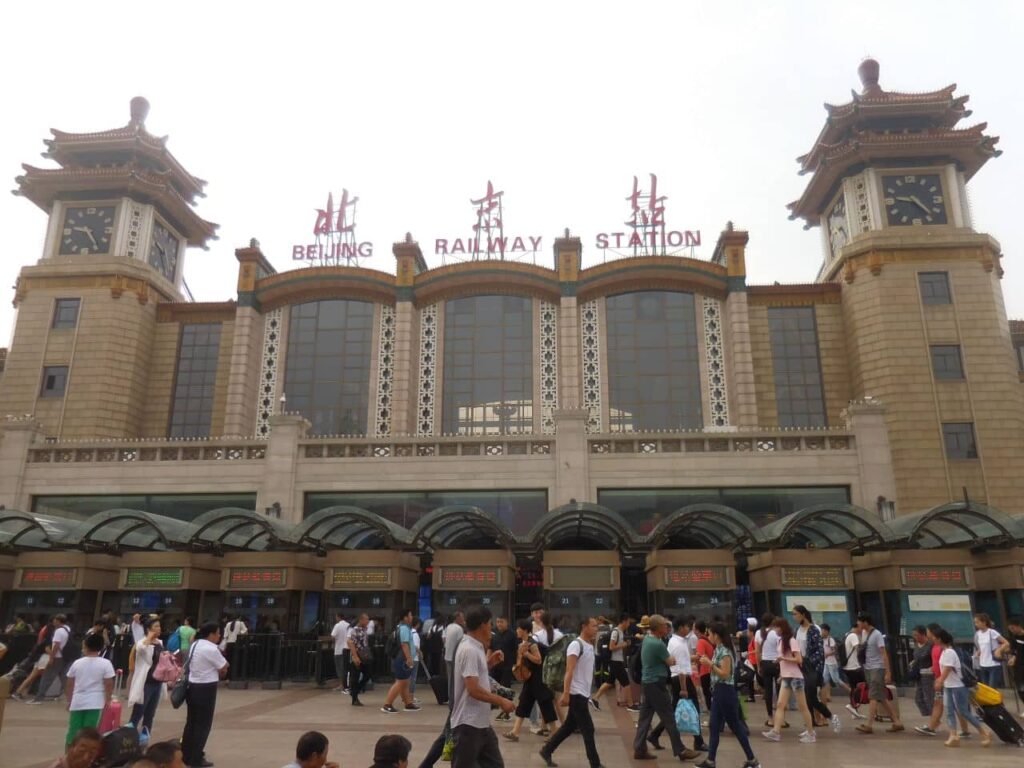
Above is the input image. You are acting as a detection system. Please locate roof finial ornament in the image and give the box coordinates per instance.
[857,57,882,97]
[129,96,150,128]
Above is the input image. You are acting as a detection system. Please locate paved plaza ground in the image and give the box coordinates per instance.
[1,684,1020,768]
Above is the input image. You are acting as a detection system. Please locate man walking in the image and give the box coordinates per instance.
[33,614,71,702]
[591,613,637,710]
[540,617,604,768]
[650,616,705,755]
[853,612,904,734]
[633,614,698,761]
[346,613,371,706]
[381,608,420,714]
[330,613,350,692]
[182,622,228,768]
[444,612,466,685]
[450,605,515,768]
[492,618,516,693]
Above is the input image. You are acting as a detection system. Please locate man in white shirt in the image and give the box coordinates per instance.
[330,613,350,692]
[450,605,513,768]
[540,617,603,768]
[843,626,866,719]
[33,613,71,702]
[649,616,705,754]
[182,622,228,768]
[444,611,465,686]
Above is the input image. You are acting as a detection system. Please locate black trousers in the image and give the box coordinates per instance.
[803,667,832,720]
[181,681,218,766]
[652,677,705,749]
[451,724,504,768]
[348,659,371,699]
[759,661,779,719]
[636,680,684,756]
[543,694,601,768]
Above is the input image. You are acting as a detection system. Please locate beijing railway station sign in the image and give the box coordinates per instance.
[290,175,700,267]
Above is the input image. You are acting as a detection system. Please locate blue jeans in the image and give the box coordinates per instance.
[708,683,755,763]
[944,687,982,731]
[978,665,1003,688]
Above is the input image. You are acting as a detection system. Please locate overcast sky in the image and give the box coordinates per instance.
[3,1,1022,347]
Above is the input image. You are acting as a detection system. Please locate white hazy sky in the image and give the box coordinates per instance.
[2,1,1023,346]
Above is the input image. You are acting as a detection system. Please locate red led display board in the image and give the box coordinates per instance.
[438,567,501,588]
[20,568,77,588]
[228,567,287,589]
[900,566,968,588]
[664,566,729,589]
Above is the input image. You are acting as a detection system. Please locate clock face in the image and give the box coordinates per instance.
[827,194,848,256]
[883,173,948,226]
[60,205,116,255]
[149,221,180,281]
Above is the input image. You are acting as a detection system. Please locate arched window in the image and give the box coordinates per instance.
[442,295,533,434]
[283,299,374,435]
[605,291,702,431]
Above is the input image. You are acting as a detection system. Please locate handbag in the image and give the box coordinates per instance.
[674,698,701,735]
[512,661,531,683]
[169,644,196,709]
[153,651,181,683]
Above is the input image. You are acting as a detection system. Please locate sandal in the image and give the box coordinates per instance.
[502,731,519,742]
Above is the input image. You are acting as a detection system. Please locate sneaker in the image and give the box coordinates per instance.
[529,725,544,735]
[846,703,865,719]
[799,732,817,744]
[588,697,600,711]
[380,705,399,714]
[831,714,842,734]
[626,704,641,712]
[10,693,23,702]
[404,703,422,712]
[342,688,350,694]
[695,761,716,768]
[538,751,557,767]
[742,761,761,768]
[761,730,781,742]
[678,748,701,760]
[914,726,937,736]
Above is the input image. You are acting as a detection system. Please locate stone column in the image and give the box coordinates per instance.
[553,233,582,410]
[391,237,428,435]
[553,409,589,507]
[843,399,898,511]
[256,413,310,524]
[0,417,42,510]
[715,227,758,427]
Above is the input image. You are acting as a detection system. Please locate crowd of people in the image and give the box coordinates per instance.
[4,604,1023,768]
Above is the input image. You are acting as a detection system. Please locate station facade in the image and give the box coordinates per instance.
[1,61,1023,641]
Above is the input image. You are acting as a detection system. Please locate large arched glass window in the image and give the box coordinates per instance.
[283,299,374,435]
[605,291,702,431]
[442,295,533,434]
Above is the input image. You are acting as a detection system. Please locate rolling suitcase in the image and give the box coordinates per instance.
[428,663,449,705]
[977,702,1024,747]
[99,670,124,733]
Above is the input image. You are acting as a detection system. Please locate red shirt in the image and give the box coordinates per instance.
[931,642,942,677]
[697,637,715,677]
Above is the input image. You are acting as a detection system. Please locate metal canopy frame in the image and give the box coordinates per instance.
[0,509,60,551]
[62,509,180,552]
[525,502,641,554]
[412,505,517,551]
[189,507,291,552]
[888,502,1024,550]
[759,503,895,550]
[646,503,766,552]
[289,505,414,551]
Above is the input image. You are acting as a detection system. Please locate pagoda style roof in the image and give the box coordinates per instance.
[789,60,1001,226]
[13,97,217,248]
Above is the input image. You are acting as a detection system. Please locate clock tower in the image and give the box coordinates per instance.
[2,98,218,439]
[790,59,1024,513]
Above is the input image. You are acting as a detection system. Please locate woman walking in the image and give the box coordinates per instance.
[503,619,558,741]
[936,628,992,748]
[753,613,780,726]
[695,622,761,768]
[973,613,1010,689]
[128,618,164,735]
[762,618,817,743]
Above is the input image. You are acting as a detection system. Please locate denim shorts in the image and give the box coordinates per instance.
[779,677,805,691]
[391,656,412,680]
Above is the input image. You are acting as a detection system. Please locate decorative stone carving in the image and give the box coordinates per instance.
[702,296,730,427]
[581,299,603,433]
[374,305,396,436]
[416,304,438,436]
[256,308,283,438]
[124,202,144,261]
[539,301,559,434]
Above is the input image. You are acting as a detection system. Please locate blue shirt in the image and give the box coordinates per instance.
[399,623,415,660]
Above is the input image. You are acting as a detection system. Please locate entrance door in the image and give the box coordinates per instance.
[621,565,648,617]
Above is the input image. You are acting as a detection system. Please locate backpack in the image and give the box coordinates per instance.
[836,634,850,669]
[60,626,81,664]
[856,629,874,667]
[385,626,403,660]
[424,622,444,656]
[596,626,612,665]
[167,628,181,653]
[955,647,978,689]
[541,634,579,692]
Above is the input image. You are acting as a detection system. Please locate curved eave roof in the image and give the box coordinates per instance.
[526,503,640,553]
[411,505,517,550]
[759,504,895,550]
[646,504,766,552]
[888,502,1024,549]
[190,507,294,552]
[0,510,63,551]
[61,509,189,552]
[288,505,414,551]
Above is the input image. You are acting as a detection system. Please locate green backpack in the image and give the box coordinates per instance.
[541,634,580,692]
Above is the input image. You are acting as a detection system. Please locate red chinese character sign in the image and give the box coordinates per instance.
[596,173,700,256]
[434,181,543,262]
[292,190,373,265]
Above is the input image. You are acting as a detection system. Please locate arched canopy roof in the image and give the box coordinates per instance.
[0,509,63,551]
[60,509,191,552]
[525,502,641,553]
[760,504,895,550]
[411,505,517,550]
[188,507,292,552]
[288,506,414,551]
[646,504,766,551]
[888,502,1024,549]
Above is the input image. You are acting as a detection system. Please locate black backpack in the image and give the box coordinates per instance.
[385,626,402,659]
[835,634,850,669]
[596,626,612,665]
[856,629,875,667]
[59,625,81,664]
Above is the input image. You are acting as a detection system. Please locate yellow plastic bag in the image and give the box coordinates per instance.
[974,682,1002,707]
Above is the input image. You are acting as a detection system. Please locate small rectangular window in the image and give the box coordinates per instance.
[919,272,951,305]
[52,298,81,329]
[930,344,964,380]
[1016,342,1024,373]
[40,365,69,398]
[942,422,978,459]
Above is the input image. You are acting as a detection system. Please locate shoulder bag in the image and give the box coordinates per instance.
[169,644,197,709]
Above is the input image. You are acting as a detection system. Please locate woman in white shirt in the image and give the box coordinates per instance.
[935,628,991,748]
[182,622,229,767]
[753,613,781,726]
[973,613,1010,689]
[128,618,165,735]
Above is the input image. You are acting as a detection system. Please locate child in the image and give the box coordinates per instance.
[65,631,115,748]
